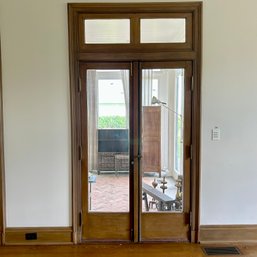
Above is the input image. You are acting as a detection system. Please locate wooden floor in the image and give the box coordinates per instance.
[0,243,257,257]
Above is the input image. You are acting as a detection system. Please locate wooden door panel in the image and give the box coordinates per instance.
[83,213,131,240]
[141,213,189,241]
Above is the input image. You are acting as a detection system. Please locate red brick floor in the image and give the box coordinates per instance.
[89,173,176,212]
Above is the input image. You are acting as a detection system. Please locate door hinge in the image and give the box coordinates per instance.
[190,144,193,160]
[78,145,82,161]
[79,211,82,227]
[191,76,194,91]
[130,228,134,240]
[190,211,193,227]
[78,77,82,92]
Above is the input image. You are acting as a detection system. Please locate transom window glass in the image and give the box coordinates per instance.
[140,18,186,43]
[84,19,130,44]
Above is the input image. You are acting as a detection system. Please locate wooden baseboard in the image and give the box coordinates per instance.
[200,225,257,244]
[4,227,73,245]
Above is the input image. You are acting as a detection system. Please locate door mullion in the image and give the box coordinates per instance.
[130,61,140,242]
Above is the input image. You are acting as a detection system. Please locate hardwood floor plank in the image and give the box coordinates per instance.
[0,243,257,257]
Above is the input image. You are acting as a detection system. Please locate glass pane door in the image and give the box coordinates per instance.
[80,61,192,242]
[140,62,191,242]
[87,69,130,212]
[141,68,184,213]
[80,63,131,241]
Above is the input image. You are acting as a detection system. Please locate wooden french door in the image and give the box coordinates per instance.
[80,61,192,242]
[139,61,192,241]
[80,62,133,241]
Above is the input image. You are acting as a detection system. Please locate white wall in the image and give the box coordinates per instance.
[201,0,257,224]
[1,0,257,227]
[0,0,73,227]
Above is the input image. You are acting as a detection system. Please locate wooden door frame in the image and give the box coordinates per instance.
[68,2,202,243]
[0,38,6,246]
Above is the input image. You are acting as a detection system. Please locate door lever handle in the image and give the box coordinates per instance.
[131,155,142,165]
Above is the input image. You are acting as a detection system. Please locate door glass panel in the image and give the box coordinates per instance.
[141,68,184,213]
[87,69,130,212]
[84,19,130,44]
[140,19,186,43]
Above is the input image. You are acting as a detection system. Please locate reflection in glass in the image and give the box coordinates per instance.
[87,69,130,212]
[84,19,130,44]
[140,18,186,43]
[141,69,184,213]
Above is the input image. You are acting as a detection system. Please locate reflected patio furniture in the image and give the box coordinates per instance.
[114,154,129,176]
[142,182,175,211]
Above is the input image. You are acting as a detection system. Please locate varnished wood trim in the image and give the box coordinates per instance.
[141,213,190,242]
[200,225,257,243]
[0,38,2,245]
[0,37,6,246]
[4,227,73,245]
[190,2,202,243]
[68,4,81,244]
[79,62,132,242]
[78,52,197,62]
[70,2,200,55]
[82,214,130,241]
[78,12,193,53]
[132,62,139,242]
[68,2,202,243]
[68,2,202,13]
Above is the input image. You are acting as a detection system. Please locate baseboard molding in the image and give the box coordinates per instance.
[4,227,73,245]
[200,225,257,244]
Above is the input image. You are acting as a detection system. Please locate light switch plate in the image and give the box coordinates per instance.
[212,127,220,141]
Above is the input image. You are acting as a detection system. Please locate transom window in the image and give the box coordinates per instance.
[78,12,193,52]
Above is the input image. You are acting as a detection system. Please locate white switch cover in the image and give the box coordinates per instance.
[212,127,220,141]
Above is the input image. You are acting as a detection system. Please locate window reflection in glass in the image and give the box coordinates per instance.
[141,68,184,213]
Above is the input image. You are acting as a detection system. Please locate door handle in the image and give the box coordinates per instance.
[131,155,142,165]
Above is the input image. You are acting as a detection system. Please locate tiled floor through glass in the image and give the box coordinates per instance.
[89,171,177,212]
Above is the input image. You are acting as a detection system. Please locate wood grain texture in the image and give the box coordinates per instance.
[0,243,256,257]
[0,39,2,245]
[82,213,131,241]
[190,3,202,243]
[75,4,194,53]
[68,2,202,243]
[68,3,81,244]
[131,62,140,243]
[0,38,5,246]
[79,63,132,242]
[4,227,73,245]
[141,213,189,242]
[200,225,257,243]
